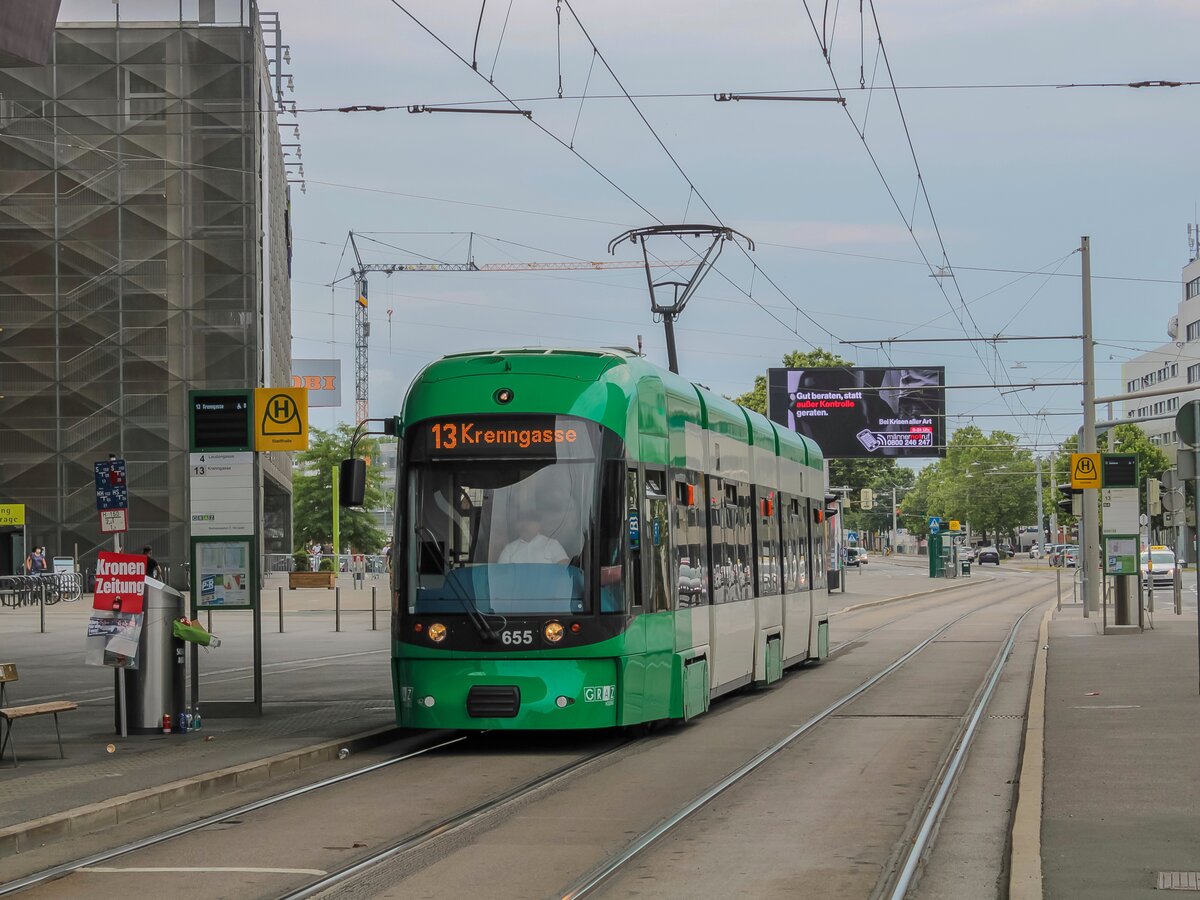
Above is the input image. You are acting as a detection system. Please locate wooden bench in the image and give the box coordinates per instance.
[0,663,77,766]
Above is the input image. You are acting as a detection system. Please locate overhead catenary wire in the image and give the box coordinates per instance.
[382,0,836,356]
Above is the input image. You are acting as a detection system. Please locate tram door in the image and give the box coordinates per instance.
[0,527,22,576]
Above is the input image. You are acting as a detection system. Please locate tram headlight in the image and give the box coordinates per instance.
[543,621,564,643]
[428,622,447,643]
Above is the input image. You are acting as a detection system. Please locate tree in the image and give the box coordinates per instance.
[293,424,389,553]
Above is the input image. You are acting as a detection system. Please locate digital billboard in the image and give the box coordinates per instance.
[767,366,946,459]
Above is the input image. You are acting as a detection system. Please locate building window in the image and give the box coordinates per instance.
[124,70,167,125]
[1188,320,1200,342]
[1189,364,1200,384]
[1187,276,1200,300]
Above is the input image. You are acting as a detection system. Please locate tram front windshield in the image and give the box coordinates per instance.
[405,416,612,616]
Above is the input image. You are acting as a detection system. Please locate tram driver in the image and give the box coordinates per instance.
[498,507,570,566]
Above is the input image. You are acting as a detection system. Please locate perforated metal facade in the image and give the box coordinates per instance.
[0,3,293,577]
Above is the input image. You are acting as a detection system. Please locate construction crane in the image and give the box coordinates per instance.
[345,231,692,423]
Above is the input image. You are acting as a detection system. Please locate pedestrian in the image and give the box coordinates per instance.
[382,541,392,574]
[26,546,47,575]
[309,542,321,572]
[142,546,160,579]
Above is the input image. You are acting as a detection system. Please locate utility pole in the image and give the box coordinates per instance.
[1081,235,1100,616]
[1035,456,1045,552]
[892,486,898,552]
[1049,450,1058,543]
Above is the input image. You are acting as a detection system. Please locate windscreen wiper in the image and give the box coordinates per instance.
[417,526,496,641]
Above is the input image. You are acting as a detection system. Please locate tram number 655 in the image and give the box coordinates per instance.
[501,630,533,646]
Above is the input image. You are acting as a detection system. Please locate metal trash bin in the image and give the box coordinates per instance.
[961,560,971,577]
[827,568,840,590]
[116,579,186,735]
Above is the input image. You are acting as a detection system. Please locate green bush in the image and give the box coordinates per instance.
[292,550,308,572]
[318,556,335,573]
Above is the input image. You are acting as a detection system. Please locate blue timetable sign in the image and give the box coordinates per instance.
[94,458,129,511]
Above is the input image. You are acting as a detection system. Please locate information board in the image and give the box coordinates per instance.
[94,458,128,511]
[189,452,254,536]
[1104,535,1139,575]
[194,539,253,609]
[190,391,253,452]
[767,367,945,459]
[1101,454,1138,489]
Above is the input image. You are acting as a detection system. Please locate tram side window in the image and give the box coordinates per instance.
[599,461,625,613]
[735,483,755,599]
[626,468,643,610]
[644,469,671,613]
[795,499,810,589]
[707,476,727,604]
[754,487,779,596]
[778,495,797,594]
[714,481,753,602]
[811,502,827,590]
[672,471,708,608]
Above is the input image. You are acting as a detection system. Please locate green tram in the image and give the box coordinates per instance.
[388,347,831,730]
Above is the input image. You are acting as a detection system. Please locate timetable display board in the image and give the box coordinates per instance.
[190,390,253,452]
[1101,454,1138,489]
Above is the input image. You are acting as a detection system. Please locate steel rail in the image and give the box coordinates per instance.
[558,582,1036,899]
[886,600,1044,899]
[278,739,631,900]
[0,734,468,897]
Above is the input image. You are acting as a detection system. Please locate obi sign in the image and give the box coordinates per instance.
[92,551,149,614]
[291,359,342,407]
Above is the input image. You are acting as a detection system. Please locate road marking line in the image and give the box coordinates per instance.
[79,866,327,876]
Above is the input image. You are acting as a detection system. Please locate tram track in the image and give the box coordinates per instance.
[3,577,1048,899]
[558,579,1050,899]
[278,739,631,900]
[0,735,468,896]
[0,731,631,900]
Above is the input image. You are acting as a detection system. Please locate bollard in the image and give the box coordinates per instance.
[336,586,341,633]
[39,580,46,634]
[371,586,377,631]
[278,585,284,633]
[1056,566,1061,612]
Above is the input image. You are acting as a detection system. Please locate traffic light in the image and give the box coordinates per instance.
[860,488,874,510]
[1057,482,1081,518]
[1146,477,1162,516]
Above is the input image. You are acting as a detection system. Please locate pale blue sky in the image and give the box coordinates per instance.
[273,0,1199,453]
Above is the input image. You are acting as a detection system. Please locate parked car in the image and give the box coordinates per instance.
[1140,547,1176,589]
[959,546,976,562]
[976,546,1001,565]
[1064,546,1080,567]
[844,547,868,567]
[999,544,1015,559]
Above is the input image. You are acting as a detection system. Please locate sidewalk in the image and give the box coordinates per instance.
[0,589,396,851]
[1041,600,1200,898]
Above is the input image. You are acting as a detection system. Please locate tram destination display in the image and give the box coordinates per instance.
[415,415,596,458]
[767,366,946,459]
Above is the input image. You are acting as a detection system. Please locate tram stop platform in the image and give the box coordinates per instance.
[0,585,397,855]
[1037,598,1200,899]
